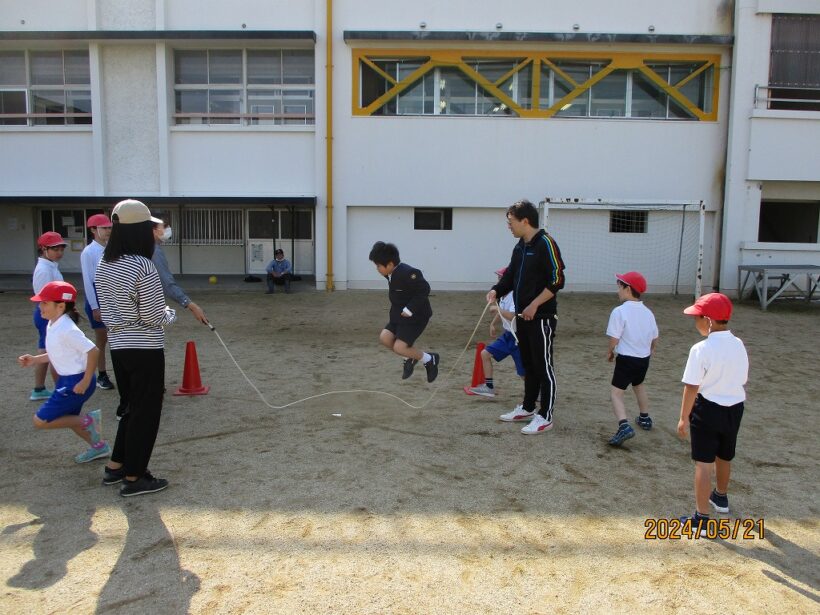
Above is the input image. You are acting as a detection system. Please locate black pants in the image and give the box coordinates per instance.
[266,272,292,292]
[516,316,557,421]
[110,348,165,477]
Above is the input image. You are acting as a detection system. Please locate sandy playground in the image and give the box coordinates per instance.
[0,281,818,614]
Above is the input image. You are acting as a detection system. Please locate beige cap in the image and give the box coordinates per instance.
[112,199,163,225]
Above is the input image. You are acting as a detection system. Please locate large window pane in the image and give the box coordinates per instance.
[66,90,91,124]
[631,72,667,118]
[248,89,282,124]
[175,89,207,124]
[440,68,475,114]
[247,50,281,84]
[208,50,242,84]
[32,91,65,125]
[283,90,314,124]
[64,50,90,84]
[282,50,314,84]
[679,66,713,113]
[0,91,26,125]
[590,70,626,117]
[554,63,593,116]
[175,51,207,84]
[281,209,312,239]
[208,89,241,124]
[0,51,26,85]
[30,51,64,86]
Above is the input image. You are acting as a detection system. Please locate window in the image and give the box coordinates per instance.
[174,49,315,125]
[414,208,453,230]
[179,209,244,245]
[610,210,647,233]
[0,50,91,126]
[248,208,314,240]
[769,14,820,111]
[758,201,819,243]
[356,50,718,121]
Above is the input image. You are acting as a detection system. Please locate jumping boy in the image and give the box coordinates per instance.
[369,241,439,382]
[466,267,525,397]
[605,271,658,446]
[677,293,748,530]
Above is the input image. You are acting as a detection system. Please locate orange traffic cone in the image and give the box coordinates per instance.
[174,341,210,396]
[463,342,486,395]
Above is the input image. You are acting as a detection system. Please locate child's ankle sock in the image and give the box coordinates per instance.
[639,412,649,418]
[34,386,46,392]
[485,378,494,389]
[618,418,628,426]
[92,440,107,450]
[81,415,93,428]
[421,352,432,364]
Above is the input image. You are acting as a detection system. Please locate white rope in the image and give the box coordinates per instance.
[208,301,493,410]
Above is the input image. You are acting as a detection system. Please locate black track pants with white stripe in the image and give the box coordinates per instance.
[516,316,557,422]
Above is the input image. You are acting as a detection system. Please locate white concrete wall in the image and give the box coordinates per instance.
[97,0,155,30]
[0,0,89,30]
[748,112,820,181]
[162,0,314,30]
[0,132,95,195]
[180,245,245,275]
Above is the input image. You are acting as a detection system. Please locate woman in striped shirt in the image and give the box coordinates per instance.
[95,200,177,497]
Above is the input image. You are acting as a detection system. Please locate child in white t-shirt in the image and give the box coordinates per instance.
[605,272,658,446]
[18,281,109,464]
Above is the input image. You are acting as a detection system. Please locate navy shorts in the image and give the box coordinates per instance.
[611,354,650,390]
[35,373,97,422]
[84,300,106,330]
[689,394,744,463]
[33,305,48,349]
[485,331,525,376]
[385,319,428,347]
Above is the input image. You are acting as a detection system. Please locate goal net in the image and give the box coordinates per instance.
[540,200,705,296]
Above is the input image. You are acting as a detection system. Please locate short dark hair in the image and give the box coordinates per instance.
[103,220,155,262]
[369,241,400,267]
[617,279,641,299]
[507,199,539,228]
[274,248,284,255]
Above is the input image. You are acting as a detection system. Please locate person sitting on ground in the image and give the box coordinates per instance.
[265,248,293,294]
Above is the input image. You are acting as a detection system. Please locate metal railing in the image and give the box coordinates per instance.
[754,85,820,110]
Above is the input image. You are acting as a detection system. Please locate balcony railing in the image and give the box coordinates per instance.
[754,85,820,111]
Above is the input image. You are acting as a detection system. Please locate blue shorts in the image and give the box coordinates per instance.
[485,331,525,377]
[84,300,106,330]
[33,305,48,349]
[35,373,96,422]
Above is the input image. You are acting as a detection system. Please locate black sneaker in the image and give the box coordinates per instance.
[102,465,126,485]
[97,373,115,390]
[119,473,169,497]
[636,414,653,430]
[425,353,440,383]
[401,358,418,380]
[709,489,729,513]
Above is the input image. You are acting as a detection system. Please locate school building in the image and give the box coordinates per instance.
[1,1,817,294]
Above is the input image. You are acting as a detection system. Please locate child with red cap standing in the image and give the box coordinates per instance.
[677,293,748,531]
[605,271,658,446]
[18,281,109,463]
[81,213,115,390]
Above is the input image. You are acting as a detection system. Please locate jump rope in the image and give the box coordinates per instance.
[204,300,496,410]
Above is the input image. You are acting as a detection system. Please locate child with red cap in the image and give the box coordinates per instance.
[677,292,748,532]
[18,281,110,463]
[605,271,659,446]
[81,213,115,391]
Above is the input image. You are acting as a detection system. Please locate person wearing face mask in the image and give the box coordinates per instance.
[151,219,209,325]
[265,248,293,294]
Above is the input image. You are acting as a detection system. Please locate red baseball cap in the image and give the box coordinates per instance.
[37,231,67,248]
[616,271,647,294]
[87,213,112,228]
[683,293,733,321]
[31,281,77,303]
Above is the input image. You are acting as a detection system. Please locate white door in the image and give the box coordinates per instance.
[246,208,314,275]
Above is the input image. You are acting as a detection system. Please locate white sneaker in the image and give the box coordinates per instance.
[499,404,535,422]
[521,414,553,435]
[469,383,496,398]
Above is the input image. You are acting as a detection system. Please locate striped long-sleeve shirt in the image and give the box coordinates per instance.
[95,254,177,350]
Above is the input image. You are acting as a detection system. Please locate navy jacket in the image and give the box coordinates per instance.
[384,262,432,324]
[492,229,565,318]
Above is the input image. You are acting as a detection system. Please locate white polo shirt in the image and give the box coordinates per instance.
[45,314,96,376]
[80,240,105,310]
[682,330,748,406]
[606,300,658,358]
[32,257,63,294]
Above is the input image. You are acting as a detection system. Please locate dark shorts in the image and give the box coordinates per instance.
[84,300,106,330]
[689,394,744,463]
[486,331,525,376]
[611,354,650,390]
[385,319,429,347]
[35,373,97,422]
[33,305,48,349]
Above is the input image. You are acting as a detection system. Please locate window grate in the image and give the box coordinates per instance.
[179,209,244,245]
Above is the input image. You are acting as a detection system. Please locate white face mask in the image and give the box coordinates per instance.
[162,226,173,241]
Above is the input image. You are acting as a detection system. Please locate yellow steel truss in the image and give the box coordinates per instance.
[352,49,721,121]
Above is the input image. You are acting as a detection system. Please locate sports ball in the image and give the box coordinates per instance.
[208,275,218,284]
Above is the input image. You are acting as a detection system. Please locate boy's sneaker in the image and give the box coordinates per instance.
[75,442,110,464]
[608,423,636,446]
[468,383,496,398]
[709,489,730,514]
[499,404,534,422]
[401,358,418,380]
[120,473,169,497]
[29,388,52,401]
[97,373,115,390]
[521,414,553,435]
[636,414,653,430]
[679,513,710,537]
[425,353,440,383]
[102,465,126,485]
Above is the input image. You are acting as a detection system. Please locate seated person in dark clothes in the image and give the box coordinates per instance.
[265,249,293,293]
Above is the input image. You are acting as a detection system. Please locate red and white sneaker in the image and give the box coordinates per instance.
[499,404,535,422]
[521,414,553,434]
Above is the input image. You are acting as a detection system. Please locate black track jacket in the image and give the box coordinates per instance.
[492,229,566,318]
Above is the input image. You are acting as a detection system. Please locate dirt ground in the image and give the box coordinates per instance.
[0,284,817,614]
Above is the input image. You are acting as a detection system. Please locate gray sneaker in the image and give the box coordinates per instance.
[468,383,496,398]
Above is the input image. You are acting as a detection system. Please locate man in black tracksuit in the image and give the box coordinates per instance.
[487,200,565,434]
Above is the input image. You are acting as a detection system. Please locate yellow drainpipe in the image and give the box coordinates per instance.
[325,0,335,291]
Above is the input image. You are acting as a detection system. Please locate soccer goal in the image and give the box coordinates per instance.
[539,199,706,297]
